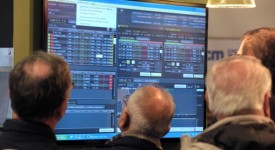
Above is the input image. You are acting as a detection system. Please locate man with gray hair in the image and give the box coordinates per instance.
[181,56,275,150]
[96,85,175,150]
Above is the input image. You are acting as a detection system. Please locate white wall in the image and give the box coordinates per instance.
[208,0,275,38]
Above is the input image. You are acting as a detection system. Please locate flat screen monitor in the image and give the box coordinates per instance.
[44,0,207,141]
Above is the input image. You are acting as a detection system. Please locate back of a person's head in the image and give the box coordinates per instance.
[242,27,275,59]
[126,85,175,139]
[242,27,275,93]
[9,51,72,121]
[206,56,271,116]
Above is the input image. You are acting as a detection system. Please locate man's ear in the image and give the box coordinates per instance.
[119,108,130,132]
[264,91,271,118]
[162,125,171,137]
[60,98,68,118]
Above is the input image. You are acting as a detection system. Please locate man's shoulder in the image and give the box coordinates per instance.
[205,121,275,140]
[96,136,160,150]
[181,135,222,150]
[0,120,58,150]
[182,119,275,150]
[201,115,275,140]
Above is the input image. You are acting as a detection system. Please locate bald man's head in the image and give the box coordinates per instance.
[119,85,175,139]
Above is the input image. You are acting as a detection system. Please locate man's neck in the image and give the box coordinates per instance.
[216,109,265,121]
[43,118,57,131]
[12,113,57,131]
[122,131,162,150]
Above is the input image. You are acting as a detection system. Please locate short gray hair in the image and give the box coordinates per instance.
[126,85,175,138]
[206,56,271,116]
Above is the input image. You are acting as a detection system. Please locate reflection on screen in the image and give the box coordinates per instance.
[46,0,207,141]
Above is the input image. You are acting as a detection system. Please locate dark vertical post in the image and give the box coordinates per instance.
[0,0,13,47]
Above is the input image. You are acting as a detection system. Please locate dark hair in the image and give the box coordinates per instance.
[242,27,275,93]
[9,51,72,121]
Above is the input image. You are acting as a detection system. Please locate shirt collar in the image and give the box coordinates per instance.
[122,132,163,150]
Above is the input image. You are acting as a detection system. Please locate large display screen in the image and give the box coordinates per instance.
[45,0,207,141]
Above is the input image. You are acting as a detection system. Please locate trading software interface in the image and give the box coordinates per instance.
[46,0,207,140]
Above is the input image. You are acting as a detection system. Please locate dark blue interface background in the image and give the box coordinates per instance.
[46,0,207,140]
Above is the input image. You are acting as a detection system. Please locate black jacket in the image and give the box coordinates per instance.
[94,135,161,150]
[0,119,58,150]
[185,115,275,150]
